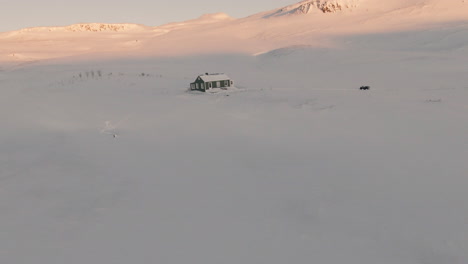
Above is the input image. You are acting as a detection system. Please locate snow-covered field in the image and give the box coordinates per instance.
[1,0,468,263]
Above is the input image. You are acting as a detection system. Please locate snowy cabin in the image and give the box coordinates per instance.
[190,73,233,92]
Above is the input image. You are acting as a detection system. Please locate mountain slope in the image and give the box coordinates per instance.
[0,0,467,62]
[12,23,151,33]
[263,0,360,18]
[252,0,468,20]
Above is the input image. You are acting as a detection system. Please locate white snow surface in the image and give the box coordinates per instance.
[1,0,468,263]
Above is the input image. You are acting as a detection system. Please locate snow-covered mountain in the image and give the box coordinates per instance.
[0,0,467,62]
[263,0,360,18]
[14,23,151,33]
[255,0,468,19]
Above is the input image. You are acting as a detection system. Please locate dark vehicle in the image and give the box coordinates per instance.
[360,86,370,90]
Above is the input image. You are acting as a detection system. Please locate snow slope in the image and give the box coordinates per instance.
[1,0,467,62]
[262,0,360,18]
[1,1,468,263]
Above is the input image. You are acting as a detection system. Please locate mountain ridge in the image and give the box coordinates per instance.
[263,0,360,18]
[2,0,467,34]
[1,0,467,62]
[8,23,151,34]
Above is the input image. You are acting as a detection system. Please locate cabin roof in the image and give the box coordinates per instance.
[199,73,230,82]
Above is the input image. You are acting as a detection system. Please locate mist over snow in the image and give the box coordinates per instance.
[1,0,468,263]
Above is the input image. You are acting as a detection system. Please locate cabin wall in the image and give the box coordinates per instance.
[191,79,206,91]
[191,77,233,92]
[207,80,231,88]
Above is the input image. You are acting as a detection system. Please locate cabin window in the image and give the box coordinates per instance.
[224,80,229,86]
[208,82,212,88]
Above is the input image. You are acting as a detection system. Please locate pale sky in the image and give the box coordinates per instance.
[0,0,297,32]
